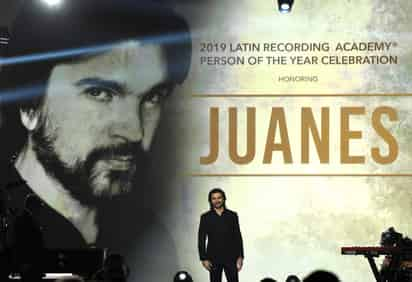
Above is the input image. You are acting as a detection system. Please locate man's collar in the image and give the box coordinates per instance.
[213,207,225,215]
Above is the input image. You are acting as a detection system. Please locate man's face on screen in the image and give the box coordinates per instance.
[29,41,174,205]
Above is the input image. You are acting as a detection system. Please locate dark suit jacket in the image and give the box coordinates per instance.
[198,208,244,263]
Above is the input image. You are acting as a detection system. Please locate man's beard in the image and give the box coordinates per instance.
[31,123,148,207]
[213,201,224,209]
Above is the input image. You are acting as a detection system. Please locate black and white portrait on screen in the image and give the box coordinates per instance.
[0,0,192,280]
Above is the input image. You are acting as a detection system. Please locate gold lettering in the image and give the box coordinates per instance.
[200,107,219,164]
[229,107,256,164]
[301,107,330,163]
[341,107,365,164]
[263,107,292,164]
[371,106,399,164]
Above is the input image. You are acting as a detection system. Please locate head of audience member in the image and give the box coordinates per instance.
[303,270,340,282]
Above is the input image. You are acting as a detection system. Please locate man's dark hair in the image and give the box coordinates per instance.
[208,188,226,210]
[0,0,191,158]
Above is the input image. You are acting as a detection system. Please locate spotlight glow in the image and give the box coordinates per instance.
[174,271,192,282]
[42,0,62,7]
[280,3,290,10]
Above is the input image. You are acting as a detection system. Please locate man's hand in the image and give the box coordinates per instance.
[236,257,243,271]
[201,260,213,271]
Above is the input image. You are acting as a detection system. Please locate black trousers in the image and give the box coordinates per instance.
[210,260,239,282]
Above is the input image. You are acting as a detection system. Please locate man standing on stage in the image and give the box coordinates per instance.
[198,188,244,282]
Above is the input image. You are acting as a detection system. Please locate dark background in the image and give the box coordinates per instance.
[0,0,22,29]
[0,0,203,29]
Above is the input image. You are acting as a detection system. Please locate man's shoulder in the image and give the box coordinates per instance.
[201,209,238,217]
[201,210,213,217]
[224,209,238,217]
